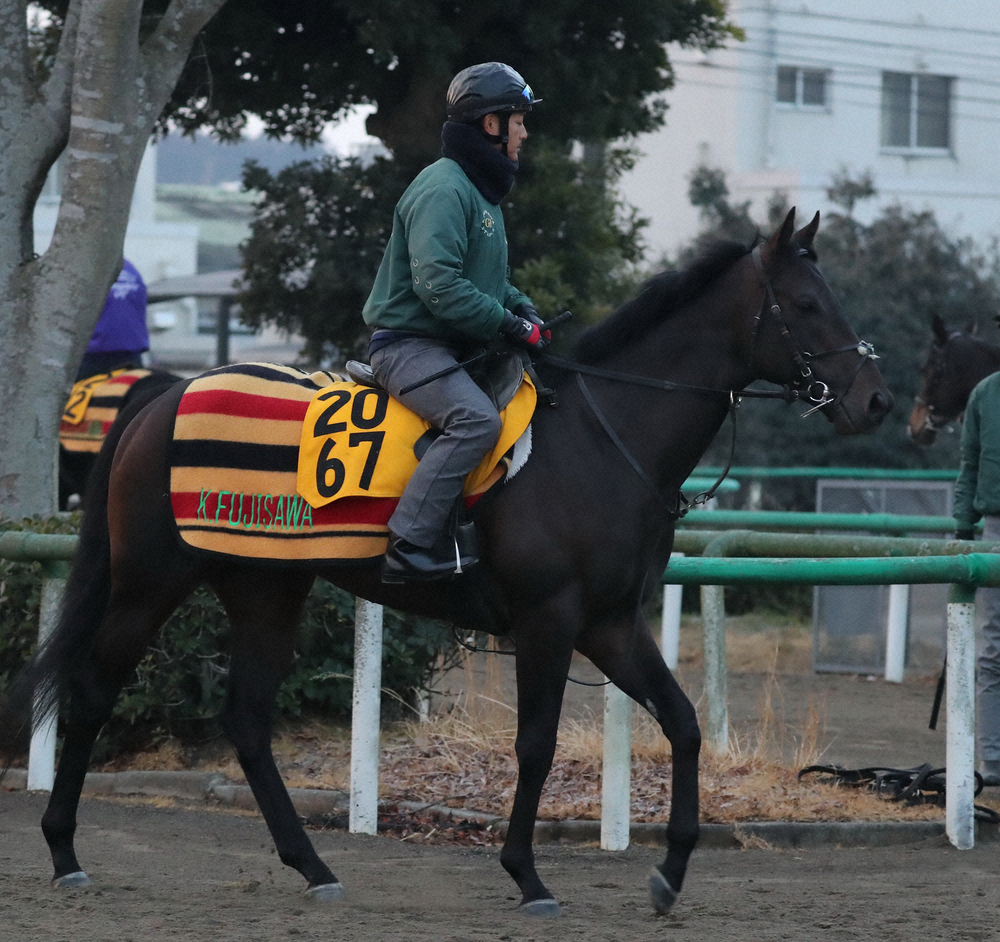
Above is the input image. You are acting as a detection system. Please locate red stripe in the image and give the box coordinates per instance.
[176,389,311,422]
[171,490,396,527]
[59,419,113,437]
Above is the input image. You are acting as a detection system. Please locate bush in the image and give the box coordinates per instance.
[0,517,458,757]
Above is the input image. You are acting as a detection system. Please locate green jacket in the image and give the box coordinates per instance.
[362,158,530,343]
[954,371,1000,527]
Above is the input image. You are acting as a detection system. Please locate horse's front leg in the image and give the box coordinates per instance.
[577,614,701,916]
[500,596,577,917]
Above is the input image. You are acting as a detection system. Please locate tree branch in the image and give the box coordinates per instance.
[140,0,229,117]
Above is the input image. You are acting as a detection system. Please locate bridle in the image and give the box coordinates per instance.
[537,242,880,514]
[748,244,878,418]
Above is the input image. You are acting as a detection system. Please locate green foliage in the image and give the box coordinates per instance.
[673,165,1000,479]
[139,0,737,157]
[238,155,409,363]
[506,141,648,335]
[0,518,458,757]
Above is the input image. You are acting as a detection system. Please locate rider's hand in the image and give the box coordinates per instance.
[513,303,552,343]
[955,527,976,542]
[500,309,547,350]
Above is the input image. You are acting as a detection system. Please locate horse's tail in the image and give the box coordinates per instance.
[0,382,173,776]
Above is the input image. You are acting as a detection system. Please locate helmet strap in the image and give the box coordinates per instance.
[480,113,511,147]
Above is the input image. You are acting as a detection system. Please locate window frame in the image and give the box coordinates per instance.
[775,65,831,111]
[880,70,953,156]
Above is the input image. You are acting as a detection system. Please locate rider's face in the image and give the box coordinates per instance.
[484,112,528,161]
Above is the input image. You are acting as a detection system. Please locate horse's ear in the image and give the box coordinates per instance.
[759,207,797,267]
[932,313,949,345]
[794,211,820,250]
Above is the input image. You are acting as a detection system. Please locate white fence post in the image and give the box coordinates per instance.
[701,583,728,753]
[601,682,632,851]
[946,584,976,850]
[884,584,909,683]
[660,553,684,670]
[27,569,66,792]
[350,598,383,835]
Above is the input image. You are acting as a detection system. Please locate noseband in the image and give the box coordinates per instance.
[750,244,878,417]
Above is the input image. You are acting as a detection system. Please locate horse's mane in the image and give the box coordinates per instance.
[573,240,752,364]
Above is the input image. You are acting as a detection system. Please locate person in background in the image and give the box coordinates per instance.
[953,359,1000,787]
[76,259,149,380]
[362,62,546,584]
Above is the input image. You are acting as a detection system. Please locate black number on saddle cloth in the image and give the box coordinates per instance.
[64,389,86,417]
[315,440,345,498]
[312,386,391,498]
[350,388,389,429]
[313,388,352,436]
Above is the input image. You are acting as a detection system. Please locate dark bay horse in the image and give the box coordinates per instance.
[0,209,891,917]
[909,314,1000,445]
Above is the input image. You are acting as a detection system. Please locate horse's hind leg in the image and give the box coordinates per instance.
[210,570,343,900]
[43,569,199,887]
[577,616,701,916]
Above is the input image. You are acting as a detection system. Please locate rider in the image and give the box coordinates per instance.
[77,259,150,380]
[362,62,546,583]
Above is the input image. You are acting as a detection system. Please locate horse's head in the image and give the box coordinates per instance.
[747,208,893,434]
[908,315,996,445]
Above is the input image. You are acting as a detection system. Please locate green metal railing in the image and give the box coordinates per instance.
[693,465,959,481]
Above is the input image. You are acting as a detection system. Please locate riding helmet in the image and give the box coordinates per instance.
[446,63,541,122]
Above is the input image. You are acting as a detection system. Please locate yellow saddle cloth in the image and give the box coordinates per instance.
[170,363,535,562]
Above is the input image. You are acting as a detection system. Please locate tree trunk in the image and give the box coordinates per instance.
[0,0,226,520]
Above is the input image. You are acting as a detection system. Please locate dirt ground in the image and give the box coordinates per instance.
[3,617,998,939]
[3,789,1000,942]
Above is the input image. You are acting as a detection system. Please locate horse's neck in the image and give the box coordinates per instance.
[584,296,754,491]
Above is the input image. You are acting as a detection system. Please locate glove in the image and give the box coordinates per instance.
[513,303,552,342]
[500,309,547,350]
[955,527,976,542]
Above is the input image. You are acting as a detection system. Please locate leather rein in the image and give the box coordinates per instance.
[538,244,880,517]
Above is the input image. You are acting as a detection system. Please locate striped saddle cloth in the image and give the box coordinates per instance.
[169,362,535,564]
[60,369,153,453]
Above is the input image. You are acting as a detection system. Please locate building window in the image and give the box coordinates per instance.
[776,66,828,107]
[881,71,951,151]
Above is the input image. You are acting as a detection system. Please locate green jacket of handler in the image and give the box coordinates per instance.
[954,371,1000,534]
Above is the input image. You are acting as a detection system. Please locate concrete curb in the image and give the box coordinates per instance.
[3,768,996,847]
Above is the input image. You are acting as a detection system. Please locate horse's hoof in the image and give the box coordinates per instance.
[305,881,345,902]
[648,867,679,915]
[520,897,561,917]
[52,871,92,889]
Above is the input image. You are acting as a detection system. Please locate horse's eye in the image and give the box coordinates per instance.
[796,298,819,315]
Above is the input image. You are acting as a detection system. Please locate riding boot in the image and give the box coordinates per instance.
[382,524,479,584]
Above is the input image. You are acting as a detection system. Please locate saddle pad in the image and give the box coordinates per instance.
[169,363,534,563]
[60,369,151,453]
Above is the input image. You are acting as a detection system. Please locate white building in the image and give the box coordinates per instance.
[620,0,1000,261]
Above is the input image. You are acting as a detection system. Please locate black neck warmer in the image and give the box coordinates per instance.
[440,121,518,205]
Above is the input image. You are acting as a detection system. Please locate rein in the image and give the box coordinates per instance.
[537,244,880,516]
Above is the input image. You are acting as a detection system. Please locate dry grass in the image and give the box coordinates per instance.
[95,617,1000,825]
